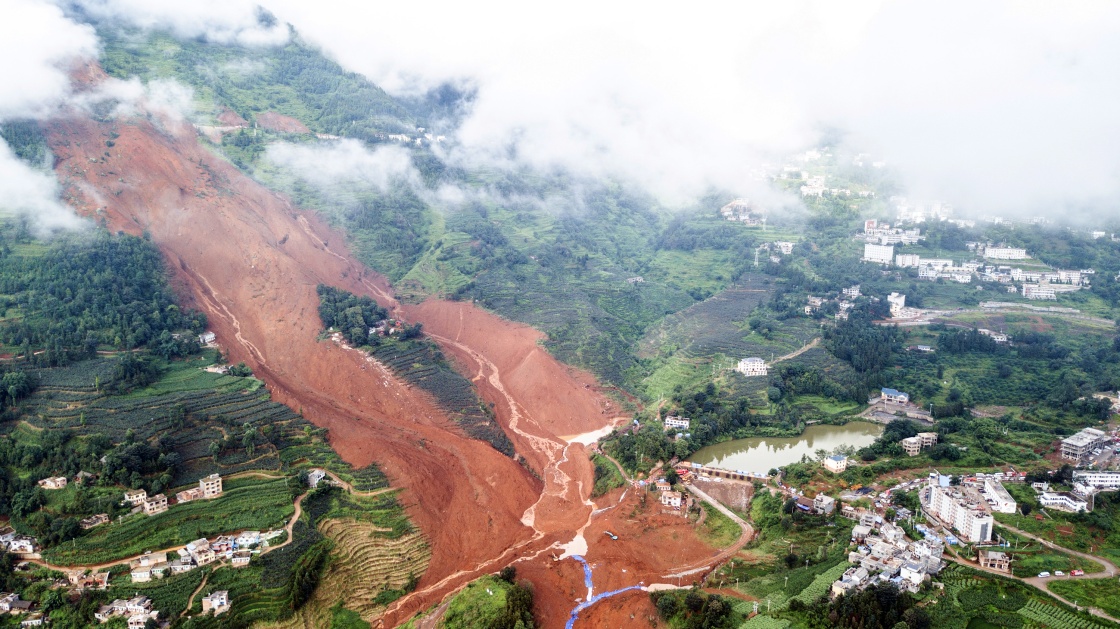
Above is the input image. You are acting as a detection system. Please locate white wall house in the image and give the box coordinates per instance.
[736,357,768,377]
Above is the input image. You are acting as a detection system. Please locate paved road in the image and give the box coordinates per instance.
[998,521,1119,578]
[938,521,1120,625]
[942,548,1120,625]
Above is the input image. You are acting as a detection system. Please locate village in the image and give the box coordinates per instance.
[645,393,1120,607]
[0,468,334,626]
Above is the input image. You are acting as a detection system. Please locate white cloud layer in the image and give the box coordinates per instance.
[74,0,290,47]
[265,140,419,191]
[0,141,86,234]
[0,0,98,119]
[0,0,99,233]
[262,0,1120,216]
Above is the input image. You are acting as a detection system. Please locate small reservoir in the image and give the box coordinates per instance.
[689,422,883,474]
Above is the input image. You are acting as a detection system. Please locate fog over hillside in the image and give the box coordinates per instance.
[4,0,1120,221]
[266,0,1120,217]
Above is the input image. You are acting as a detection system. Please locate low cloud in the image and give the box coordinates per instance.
[0,141,86,234]
[0,0,99,234]
[71,0,289,47]
[263,0,1120,218]
[264,140,421,191]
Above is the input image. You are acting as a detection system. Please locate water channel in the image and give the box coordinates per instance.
[689,421,883,474]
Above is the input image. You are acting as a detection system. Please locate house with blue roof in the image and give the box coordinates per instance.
[880,388,910,404]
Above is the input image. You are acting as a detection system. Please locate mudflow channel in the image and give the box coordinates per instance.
[46,67,644,627]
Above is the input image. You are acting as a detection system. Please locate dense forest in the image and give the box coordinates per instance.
[0,229,205,365]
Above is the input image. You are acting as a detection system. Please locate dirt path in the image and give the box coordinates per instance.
[770,337,820,364]
[181,569,212,619]
[597,451,632,484]
[661,484,755,579]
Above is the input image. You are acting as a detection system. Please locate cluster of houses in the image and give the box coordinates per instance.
[654,478,685,513]
[862,220,924,246]
[859,224,1093,299]
[803,288,858,321]
[795,493,836,515]
[124,474,224,518]
[833,516,943,597]
[94,595,159,627]
[368,318,405,338]
[0,527,39,556]
[175,473,224,503]
[0,592,36,621]
[129,530,280,583]
[719,198,765,226]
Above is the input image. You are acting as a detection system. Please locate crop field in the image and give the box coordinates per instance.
[928,564,1113,629]
[1017,599,1111,629]
[740,615,791,629]
[9,355,389,490]
[108,567,210,619]
[788,561,850,606]
[1049,579,1120,621]
[42,476,294,565]
[634,274,855,409]
[275,517,430,626]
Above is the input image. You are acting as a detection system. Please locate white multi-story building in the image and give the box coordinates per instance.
[927,484,993,543]
[984,247,1029,260]
[1072,471,1120,490]
[736,357,768,377]
[895,254,921,268]
[824,455,848,473]
[664,416,691,430]
[1022,284,1057,300]
[983,479,1017,514]
[200,474,223,498]
[1061,427,1109,463]
[887,293,906,317]
[843,285,862,298]
[863,243,894,265]
[1039,492,1088,513]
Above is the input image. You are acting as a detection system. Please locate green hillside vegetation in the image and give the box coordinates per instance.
[95,26,415,143]
[1049,579,1120,621]
[427,571,535,629]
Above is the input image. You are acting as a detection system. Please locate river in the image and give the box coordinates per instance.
[689,422,883,474]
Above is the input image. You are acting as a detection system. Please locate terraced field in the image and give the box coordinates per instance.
[12,355,388,489]
[634,273,855,404]
[267,517,430,627]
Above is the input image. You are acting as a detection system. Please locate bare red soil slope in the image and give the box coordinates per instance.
[45,68,723,626]
[47,107,540,619]
[255,111,310,133]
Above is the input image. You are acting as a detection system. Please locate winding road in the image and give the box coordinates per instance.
[940,523,1120,625]
[661,484,755,579]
